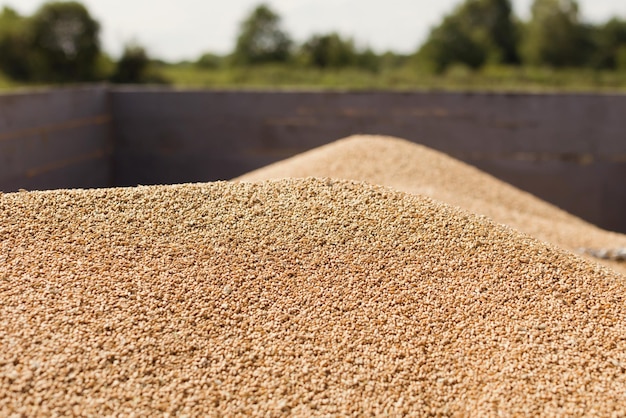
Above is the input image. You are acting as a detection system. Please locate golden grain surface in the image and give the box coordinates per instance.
[1,179,626,416]
[238,135,626,274]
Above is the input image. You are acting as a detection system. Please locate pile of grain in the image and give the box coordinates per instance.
[2,179,626,416]
[238,135,626,274]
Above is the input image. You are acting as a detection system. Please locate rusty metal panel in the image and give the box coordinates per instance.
[0,86,113,192]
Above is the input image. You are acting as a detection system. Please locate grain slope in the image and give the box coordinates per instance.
[2,179,625,416]
[237,135,626,273]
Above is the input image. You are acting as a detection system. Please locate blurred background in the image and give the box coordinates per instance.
[0,0,626,90]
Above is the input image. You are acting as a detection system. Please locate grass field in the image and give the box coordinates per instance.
[1,64,626,92]
[0,72,17,89]
[158,64,626,92]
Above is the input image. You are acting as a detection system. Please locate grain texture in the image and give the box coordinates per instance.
[1,179,625,416]
[238,135,626,274]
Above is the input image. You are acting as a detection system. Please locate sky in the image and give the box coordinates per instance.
[3,0,626,62]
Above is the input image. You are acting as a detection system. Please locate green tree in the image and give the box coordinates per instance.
[417,15,485,73]
[196,52,224,69]
[299,33,357,69]
[379,51,411,70]
[110,43,168,84]
[0,7,32,80]
[617,47,626,71]
[521,0,592,68]
[591,18,626,70]
[355,47,381,72]
[232,4,292,66]
[417,0,519,73]
[299,33,381,72]
[29,1,101,82]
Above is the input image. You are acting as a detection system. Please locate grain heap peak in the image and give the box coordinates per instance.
[1,178,625,416]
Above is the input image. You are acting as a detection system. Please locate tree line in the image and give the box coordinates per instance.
[1,0,626,85]
[418,0,626,72]
[0,1,165,84]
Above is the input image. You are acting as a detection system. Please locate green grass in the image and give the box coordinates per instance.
[158,63,626,93]
[0,72,18,90]
[1,64,626,92]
